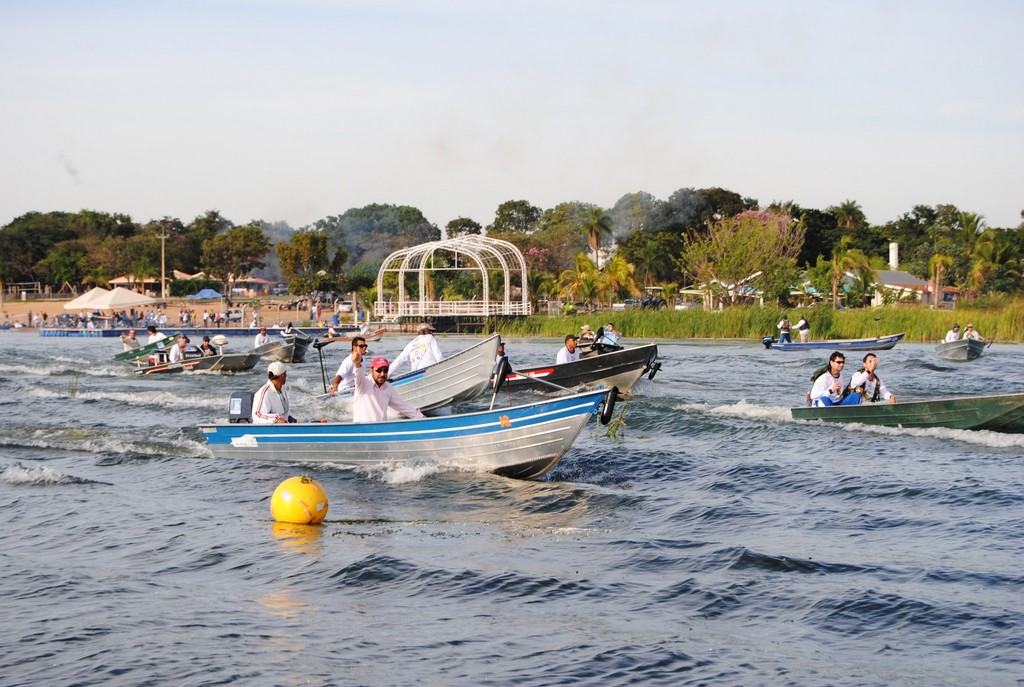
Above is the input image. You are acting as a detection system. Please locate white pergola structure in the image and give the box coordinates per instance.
[374,235,530,321]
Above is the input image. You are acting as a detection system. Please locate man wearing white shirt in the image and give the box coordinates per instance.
[848,352,896,404]
[944,324,961,342]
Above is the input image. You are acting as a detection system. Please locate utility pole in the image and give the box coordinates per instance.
[157,229,170,299]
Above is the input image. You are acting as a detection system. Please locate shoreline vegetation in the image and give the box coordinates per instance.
[5,298,1023,344]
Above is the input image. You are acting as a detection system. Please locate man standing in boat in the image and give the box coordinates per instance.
[848,353,896,404]
[794,315,810,342]
[391,322,443,373]
[120,329,140,351]
[351,354,423,422]
[777,315,793,344]
[328,336,367,395]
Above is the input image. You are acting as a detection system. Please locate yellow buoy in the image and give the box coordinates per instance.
[270,475,329,524]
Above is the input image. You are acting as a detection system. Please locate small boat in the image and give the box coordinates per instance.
[791,393,1024,434]
[133,336,263,375]
[255,330,313,363]
[317,328,386,345]
[198,387,617,479]
[502,344,660,395]
[933,338,989,362]
[113,335,176,362]
[135,350,264,375]
[763,333,905,351]
[325,334,501,412]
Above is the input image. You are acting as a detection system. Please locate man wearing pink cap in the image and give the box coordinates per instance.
[351,352,423,422]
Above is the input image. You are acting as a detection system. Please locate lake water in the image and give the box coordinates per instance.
[1,332,1022,686]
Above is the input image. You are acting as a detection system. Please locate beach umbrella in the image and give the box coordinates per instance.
[63,286,110,310]
[88,286,157,310]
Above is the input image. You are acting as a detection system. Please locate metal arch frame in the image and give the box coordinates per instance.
[375,236,530,320]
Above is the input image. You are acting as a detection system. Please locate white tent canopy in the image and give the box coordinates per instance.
[88,287,157,310]
[63,286,110,311]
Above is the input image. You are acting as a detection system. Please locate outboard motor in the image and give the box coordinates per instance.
[762,336,775,350]
[228,391,253,423]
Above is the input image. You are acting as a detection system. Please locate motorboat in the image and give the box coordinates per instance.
[933,338,989,362]
[791,393,1024,434]
[133,335,263,375]
[255,329,313,363]
[198,386,617,479]
[113,335,176,362]
[763,333,905,351]
[501,343,660,395]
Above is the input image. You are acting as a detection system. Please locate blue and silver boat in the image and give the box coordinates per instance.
[198,387,615,479]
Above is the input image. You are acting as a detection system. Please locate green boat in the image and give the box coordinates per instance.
[112,335,176,362]
[791,393,1024,434]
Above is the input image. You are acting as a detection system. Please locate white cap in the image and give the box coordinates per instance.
[268,361,288,376]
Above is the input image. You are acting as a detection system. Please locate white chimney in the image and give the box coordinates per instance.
[889,242,899,270]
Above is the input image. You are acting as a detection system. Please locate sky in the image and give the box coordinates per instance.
[2,0,1022,234]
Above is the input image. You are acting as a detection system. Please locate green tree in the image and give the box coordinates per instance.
[830,236,872,308]
[488,199,541,235]
[676,210,805,306]
[581,205,613,268]
[201,222,272,290]
[597,255,639,305]
[446,217,482,237]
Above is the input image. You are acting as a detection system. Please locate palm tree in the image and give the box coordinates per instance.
[557,253,599,306]
[525,270,556,312]
[598,255,639,305]
[929,253,954,308]
[580,206,613,269]
[831,199,866,235]
[830,236,872,308]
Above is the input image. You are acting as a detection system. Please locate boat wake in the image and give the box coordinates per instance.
[676,401,1024,448]
[0,463,104,486]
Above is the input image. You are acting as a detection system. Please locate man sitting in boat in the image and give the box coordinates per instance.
[847,353,896,404]
[199,336,216,357]
[120,329,140,351]
[328,336,366,395]
[944,324,961,342]
[599,323,620,346]
[252,361,296,424]
[168,335,191,364]
[352,355,423,422]
[254,326,271,348]
[963,324,982,341]
[809,351,862,407]
[578,324,596,344]
[557,334,581,364]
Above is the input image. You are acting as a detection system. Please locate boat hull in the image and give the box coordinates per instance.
[766,333,905,351]
[933,338,987,362]
[503,344,658,394]
[199,388,610,479]
[135,351,263,375]
[255,333,311,363]
[791,393,1024,433]
[113,336,176,362]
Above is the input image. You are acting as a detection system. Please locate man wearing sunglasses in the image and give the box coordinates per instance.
[351,353,423,422]
[809,351,862,407]
[328,337,366,395]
